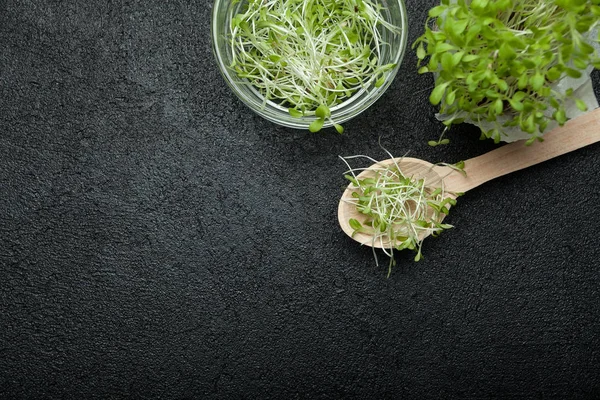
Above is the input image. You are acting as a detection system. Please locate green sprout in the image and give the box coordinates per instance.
[228,0,401,132]
[413,0,600,144]
[340,152,464,276]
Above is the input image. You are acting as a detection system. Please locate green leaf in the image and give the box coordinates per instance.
[309,118,324,132]
[428,5,447,18]
[480,26,497,41]
[494,99,503,114]
[430,82,450,105]
[414,250,422,262]
[451,51,464,67]
[416,43,426,60]
[579,41,595,55]
[441,52,454,71]
[498,42,516,59]
[361,178,376,186]
[555,109,567,125]
[530,72,545,91]
[546,67,562,81]
[347,32,359,44]
[495,0,511,10]
[231,14,243,28]
[471,0,489,8]
[565,68,582,79]
[446,89,456,105]
[334,124,344,134]
[522,59,536,69]
[517,74,528,90]
[573,58,588,70]
[508,98,524,111]
[315,105,330,119]
[349,218,362,231]
[379,63,397,73]
[513,91,526,102]
[466,23,482,44]
[524,114,535,133]
[344,174,358,186]
[289,108,303,118]
[575,99,588,112]
[427,53,439,70]
[508,35,526,49]
[451,19,469,36]
[435,43,455,53]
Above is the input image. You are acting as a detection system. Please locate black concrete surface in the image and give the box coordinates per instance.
[1,1,600,398]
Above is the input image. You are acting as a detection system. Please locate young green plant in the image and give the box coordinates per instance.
[340,151,464,276]
[414,0,600,144]
[228,0,401,132]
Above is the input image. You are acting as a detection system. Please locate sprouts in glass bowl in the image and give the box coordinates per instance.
[211,0,408,131]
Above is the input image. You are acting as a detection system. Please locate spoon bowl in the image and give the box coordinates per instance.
[338,157,454,249]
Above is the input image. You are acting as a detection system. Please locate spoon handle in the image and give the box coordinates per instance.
[443,107,600,193]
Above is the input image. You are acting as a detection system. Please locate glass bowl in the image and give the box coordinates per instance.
[211,0,409,130]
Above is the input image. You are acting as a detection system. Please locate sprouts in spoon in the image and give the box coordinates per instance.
[340,152,464,276]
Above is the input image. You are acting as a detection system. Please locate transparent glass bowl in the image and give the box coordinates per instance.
[211,0,409,130]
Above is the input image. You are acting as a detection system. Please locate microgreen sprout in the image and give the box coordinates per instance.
[428,127,451,146]
[228,0,401,132]
[340,152,463,276]
[414,0,600,143]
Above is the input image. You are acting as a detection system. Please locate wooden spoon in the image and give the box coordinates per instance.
[338,107,600,248]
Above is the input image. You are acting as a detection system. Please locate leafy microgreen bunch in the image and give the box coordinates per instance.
[340,154,463,276]
[229,0,401,133]
[414,0,600,144]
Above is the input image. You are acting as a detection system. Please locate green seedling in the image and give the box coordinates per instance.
[414,0,600,143]
[340,152,463,276]
[228,0,401,132]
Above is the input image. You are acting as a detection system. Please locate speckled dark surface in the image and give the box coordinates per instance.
[1,0,600,398]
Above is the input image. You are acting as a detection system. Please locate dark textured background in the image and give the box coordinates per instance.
[1,0,599,398]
